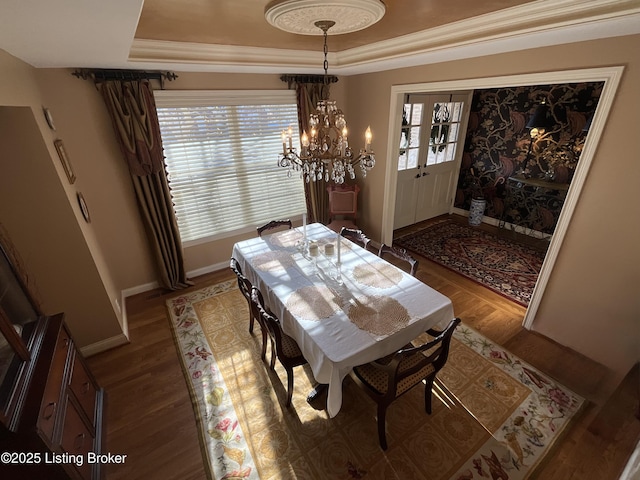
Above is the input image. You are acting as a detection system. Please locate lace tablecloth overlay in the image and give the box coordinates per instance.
[252,250,296,272]
[286,285,344,321]
[268,229,304,248]
[352,261,403,289]
[346,294,410,338]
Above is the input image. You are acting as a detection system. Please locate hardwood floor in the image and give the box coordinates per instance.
[87,219,639,479]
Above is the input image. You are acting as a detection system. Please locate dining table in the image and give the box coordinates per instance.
[231,223,455,418]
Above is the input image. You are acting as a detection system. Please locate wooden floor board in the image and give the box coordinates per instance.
[86,223,639,480]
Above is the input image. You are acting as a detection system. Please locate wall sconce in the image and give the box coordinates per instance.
[520,101,555,175]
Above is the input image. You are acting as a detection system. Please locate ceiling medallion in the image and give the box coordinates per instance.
[264,0,386,36]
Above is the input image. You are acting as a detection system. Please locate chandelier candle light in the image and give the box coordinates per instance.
[278,20,375,184]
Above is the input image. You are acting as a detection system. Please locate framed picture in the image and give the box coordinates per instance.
[42,107,56,131]
[76,192,91,223]
[53,139,76,184]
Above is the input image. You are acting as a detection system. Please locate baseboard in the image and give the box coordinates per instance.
[451,207,550,239]
[187,260,230,279]
[121,280,160,298]
[84,261,229,357]
[80,332,130,357]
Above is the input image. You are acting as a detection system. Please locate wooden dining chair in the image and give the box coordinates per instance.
[230,258,268,360]
[340,226,372,252]
[250,286,308,407]
[378,243,419,276]
[257,219,293,237]
[350,317,461,450]
[327,184,360,232]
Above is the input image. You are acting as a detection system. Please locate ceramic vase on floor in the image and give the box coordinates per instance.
[468,198,486,226]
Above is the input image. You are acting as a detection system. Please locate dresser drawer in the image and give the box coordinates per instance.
[70,351,97,426]
[61,398,94,480]
[37,325,71,442]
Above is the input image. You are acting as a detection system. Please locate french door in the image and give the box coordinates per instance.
[394,92,471,229]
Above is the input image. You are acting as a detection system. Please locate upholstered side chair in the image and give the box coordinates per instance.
[230,258,268,361]
[340,226,372,252]
[378,243,419,276]
[350,317,461,450]
[257,219,293,237]
[250,286,308,407]
[327,183,360,232]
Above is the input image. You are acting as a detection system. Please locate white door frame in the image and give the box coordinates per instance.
[381,66,624,329]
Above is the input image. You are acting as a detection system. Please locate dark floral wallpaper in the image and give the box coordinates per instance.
[455,82,603,234]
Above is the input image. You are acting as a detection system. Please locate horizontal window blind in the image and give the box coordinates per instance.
[154,90,305,243]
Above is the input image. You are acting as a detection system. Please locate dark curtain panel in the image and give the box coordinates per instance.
[282,75,336,225]
[296,82,330,224]
[97,80,191,290]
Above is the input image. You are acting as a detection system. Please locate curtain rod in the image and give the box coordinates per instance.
[72,69,178,90]
[280,74,338,89]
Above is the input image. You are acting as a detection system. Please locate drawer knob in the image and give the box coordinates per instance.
[43,402,57,420]
[82,381,91,394]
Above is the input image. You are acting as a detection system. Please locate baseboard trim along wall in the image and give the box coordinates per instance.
[80,332,130,357]
[186,260,230,279]
[451,207,550,239]
[80,260,234,356]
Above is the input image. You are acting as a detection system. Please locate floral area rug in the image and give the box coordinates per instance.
[394,220,546,306]
[166,281,584,479]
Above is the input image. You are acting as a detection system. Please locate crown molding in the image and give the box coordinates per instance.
[337,11,640,75]
[128,39,333,73]
[337,0,640,65]
[128,0,640,74]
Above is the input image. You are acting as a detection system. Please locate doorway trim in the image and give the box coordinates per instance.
[381,66,624,329]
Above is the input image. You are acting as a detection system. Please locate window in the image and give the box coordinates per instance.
[154,90,306,244]
[398,96,465,172]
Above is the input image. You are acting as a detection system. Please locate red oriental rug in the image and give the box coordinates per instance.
[395,220,546,306]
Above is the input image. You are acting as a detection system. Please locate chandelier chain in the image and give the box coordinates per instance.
[323,28,329,80]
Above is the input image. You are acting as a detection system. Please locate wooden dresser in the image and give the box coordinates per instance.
[0,314,105,480]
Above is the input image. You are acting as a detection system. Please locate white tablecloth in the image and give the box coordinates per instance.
[232,223,455,417]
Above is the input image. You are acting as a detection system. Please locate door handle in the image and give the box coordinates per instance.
[422,172,430,176]
[415,173,421,179]
[43,402,57,420]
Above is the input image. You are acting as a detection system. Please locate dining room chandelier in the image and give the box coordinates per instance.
[277,20,375,184]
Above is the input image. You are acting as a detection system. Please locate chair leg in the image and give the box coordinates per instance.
[285,367,294,407]
[270,343,276,370]
[377,404,388,450]
[424,378,434,414]
[259,326,267,361]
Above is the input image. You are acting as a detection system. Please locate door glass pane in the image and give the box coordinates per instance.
[439,147,447,165]
[399,130,408,150]
[433,103,451,123]
[428,100,465,165]
[399,102,426,172]
[452,102,463,121]
[398,151,407,170]
[426,148,437,166]
[409,126,421,148]
[430,124,441,145]
[449,123,459,140]
[410,104,423,124]
[402,96,466,170]
[407,149,419,169]
[445,143,457,162]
